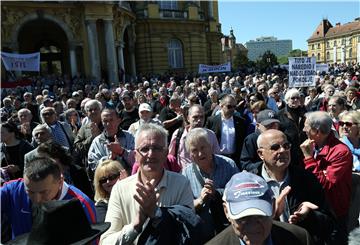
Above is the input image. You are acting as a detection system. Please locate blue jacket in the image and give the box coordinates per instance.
[1,178,96,240]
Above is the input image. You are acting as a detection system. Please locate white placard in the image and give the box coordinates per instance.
[198,62,231,74]
[288,57,316,87]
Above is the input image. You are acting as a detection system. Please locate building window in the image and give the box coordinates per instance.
[342,38,345,45]
[334,40,337,46]
[317,53,320,61]
[326,51,330,60]
[349,48,352,58]
[158,1,178,10]
[168,39,183,68]
[312,44,314,50]
[317,43,320,49]
[327,41,330,48]
[349,38,352,45]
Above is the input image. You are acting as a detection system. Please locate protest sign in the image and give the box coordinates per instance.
[1,52,40,72]
[198,62,231,74]
[288,57,316,87]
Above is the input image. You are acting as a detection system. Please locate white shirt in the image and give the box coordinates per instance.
[219,116,236,154]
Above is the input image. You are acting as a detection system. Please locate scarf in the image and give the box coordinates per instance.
[342,136,360,171]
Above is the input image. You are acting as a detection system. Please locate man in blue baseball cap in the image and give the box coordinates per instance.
[206,172,314,245]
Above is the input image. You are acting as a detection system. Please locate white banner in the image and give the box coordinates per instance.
[1,52,40,71]
[316,63,329,73]
[288,57,316,88]
[198,62,231,74]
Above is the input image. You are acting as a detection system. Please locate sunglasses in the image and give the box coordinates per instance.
[99,173,120,185]
[226,105,236,109]
[290,97,300,100]
[339,121,358,127]
[42,111,55,117]
[261,142,291,151]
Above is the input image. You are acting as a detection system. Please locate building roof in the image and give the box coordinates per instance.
[308,18,360,41]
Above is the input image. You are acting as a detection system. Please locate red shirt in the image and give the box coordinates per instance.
[303,132,353,218]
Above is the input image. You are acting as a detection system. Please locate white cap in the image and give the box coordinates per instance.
[139,103,152,112]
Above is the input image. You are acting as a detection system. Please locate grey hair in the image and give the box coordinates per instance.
[18,108,32,115]
[32,124,52,137]
[135,123,168,148]
[284,88,300,102]
[84,99,103,112]
[40,107,56,123]
[185,128,211,152]
[188,104,204,116]
[220,94,236,105]
[305,111,333,135]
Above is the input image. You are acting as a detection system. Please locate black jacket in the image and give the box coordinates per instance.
[258,164,336,244]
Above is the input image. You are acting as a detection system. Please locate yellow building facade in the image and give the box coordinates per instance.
[1,1,222,82]
[307,18,360,64]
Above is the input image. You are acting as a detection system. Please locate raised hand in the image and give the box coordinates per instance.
[289,201,319,224]
[133,179,160,218]
[300,139,315,158]
[274,186,291,219]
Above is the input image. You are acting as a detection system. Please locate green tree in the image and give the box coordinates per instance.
[256,50,278,73]
[232,51,249,70]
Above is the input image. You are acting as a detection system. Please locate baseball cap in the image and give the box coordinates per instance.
[139,103,152,112]
[256,109,280,126]
[223,172,274,220]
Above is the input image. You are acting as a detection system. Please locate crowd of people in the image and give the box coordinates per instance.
[1,62,360,244]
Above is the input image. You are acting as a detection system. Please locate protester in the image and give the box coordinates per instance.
[206,172,314,245]
[100,124,194,244]
[183,128,238,240]
[94,159,128,222]
[1,157,96,241]
[301,111,353,243]
[0,122,34,180]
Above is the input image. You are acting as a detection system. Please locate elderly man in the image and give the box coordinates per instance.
[301,111,353,243]
[22,92,40,123]
[100,124,194,244]
[24,124,53,164]
[206,172,313,245]
[40,107,74,151]
[128,103,162,136]
[257,129,335,244]
[183,128,238,239]
[206,94,248,165]
[17,108,39,143]
[1,157,95,241]
[74,99,103,173]
[240,109,280,173]
[88,107,135,174]
[277,88,307,166]
[169,105,220,169]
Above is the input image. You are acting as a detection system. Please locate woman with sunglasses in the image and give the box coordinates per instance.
[93,159,128,222]
[338,111,360,172]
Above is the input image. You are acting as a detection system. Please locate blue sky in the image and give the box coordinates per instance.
[218,1,360,50]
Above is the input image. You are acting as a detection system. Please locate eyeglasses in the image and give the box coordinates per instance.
[42,111,55,117]
[339,121,358,127]
[290,97,300,100]
[260,142,291,151]
[136,145,165,155]
[99,173,120,185]
[226,105,236,109]
[87,107,99,112]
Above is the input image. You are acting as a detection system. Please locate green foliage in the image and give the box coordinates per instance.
[232,51,249,70]
[256,50,278,73]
